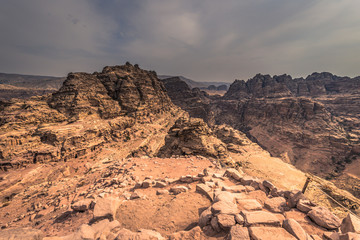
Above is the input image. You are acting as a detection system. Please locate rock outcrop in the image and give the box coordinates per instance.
[0,63,177,169]
[49,63,173,120]
[157,116,228,159]
[161,77,215,125]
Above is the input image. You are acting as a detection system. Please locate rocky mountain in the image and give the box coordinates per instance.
[224,72,360,99]
[163,73,360,198]
[1,64,360,239]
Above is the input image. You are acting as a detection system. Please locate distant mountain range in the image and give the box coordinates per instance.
[0,73,65,90]
[158,75,231,89]
[0,72,65,100]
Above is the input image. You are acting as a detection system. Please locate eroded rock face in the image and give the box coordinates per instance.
[161,77,215,125]
[157,117,228,159]
[49,63,173,120]
[163,72,360,195]
[0,63,180,171]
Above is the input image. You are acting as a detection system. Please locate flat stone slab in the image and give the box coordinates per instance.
[283,219,308,240]
[228,225,250,240]
[242,211,281,227]
[237,199,263,211]
[212,200,240,215]
[222,185,247,193]
[249,227,297,240]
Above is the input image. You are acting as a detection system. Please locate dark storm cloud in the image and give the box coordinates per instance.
[0,0,359,81]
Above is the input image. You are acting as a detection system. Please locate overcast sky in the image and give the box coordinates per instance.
[1,0,360,82]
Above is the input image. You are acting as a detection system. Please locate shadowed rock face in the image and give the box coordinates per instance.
[49,63,173,120]
[162,77,215,125]
[162,72,360,195]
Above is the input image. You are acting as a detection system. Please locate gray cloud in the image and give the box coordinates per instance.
[0,0,359,82]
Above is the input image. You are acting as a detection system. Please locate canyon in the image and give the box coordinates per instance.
[162,73,360,198]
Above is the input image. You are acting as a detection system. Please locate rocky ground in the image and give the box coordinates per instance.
[1,64,360,239]
[2,158,360,239]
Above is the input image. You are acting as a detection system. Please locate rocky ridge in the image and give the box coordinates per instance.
[0,63,176,170]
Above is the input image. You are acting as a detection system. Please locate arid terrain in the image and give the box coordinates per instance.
[1,63,360,239]
[162,73,360,198]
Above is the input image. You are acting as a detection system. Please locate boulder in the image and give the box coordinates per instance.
[341,213,360,234]
[199,207,212,227]
[235,214,245,225]
[156,189,169,195]
[180,175,194,183]
[248,227,297,240]
[154,181,167,188]
[242,211,281,227]
[241,176,258,186]
[170,186,188,195]
[93,197,122,221]
[297,199,316,213]
[211,200,239,215]
[307,207,341,230]
[264,197,286,213]
[211,216,222,232]
[196,184,213,201]
[224,168,244,181]
[0,228,43,240]
[141,179,152,188]
[217,214,236,230]
[323,232,340,240]
[130,192,141,200]
[91,219,120,239]
[228,225,250,240]
[283,218,308,240]
[78,224,95,240]
[287,191,306,208]
[339,232,360,240]
[263,180,276,191]
[71,199,94,212]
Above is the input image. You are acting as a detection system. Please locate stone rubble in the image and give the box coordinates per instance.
[1,167,358,240]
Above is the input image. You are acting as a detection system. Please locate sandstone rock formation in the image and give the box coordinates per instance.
[163,72,360,197]
[157,116,228,159]
[49,62,173,120]
[0,63,177,170]
[162,77,215,125]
